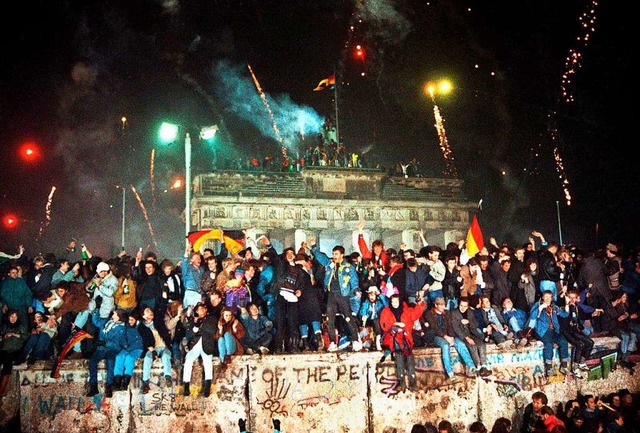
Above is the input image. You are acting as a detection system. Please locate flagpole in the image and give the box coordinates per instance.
[556,200,563,246]
[334,67,340,146]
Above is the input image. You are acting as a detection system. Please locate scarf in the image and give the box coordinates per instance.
[390,302,403,322]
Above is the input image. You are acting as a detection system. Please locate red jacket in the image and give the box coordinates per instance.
[543,415,565,432]
[358,235,390,272]
[380,300,426,351]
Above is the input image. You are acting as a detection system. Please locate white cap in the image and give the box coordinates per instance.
[96,262,110,273]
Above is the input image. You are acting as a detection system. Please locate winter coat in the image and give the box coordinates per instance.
[240,310,272,341]
[0,277,33,313]
[138,317,172,354]
[380,300,426,352]
[312,246,359,298]
[0,319,27,353]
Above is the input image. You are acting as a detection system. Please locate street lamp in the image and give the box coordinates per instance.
[158,122,218,244]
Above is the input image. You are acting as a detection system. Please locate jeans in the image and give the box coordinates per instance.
[143,347,172,381]
[427,290,444,308]
[114,348,143,376]
[299,321,322,339]
[183,290,203,309]
[620,331,638,355]
[22,333,53,360]
[217,332,237,363]
[538,328,569,363]
[508,316,523,333]
[433,336,476,375]
[89,346,118,386]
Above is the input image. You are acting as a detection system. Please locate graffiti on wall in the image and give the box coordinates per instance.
[256,364,363,416]
[139,391,207,416]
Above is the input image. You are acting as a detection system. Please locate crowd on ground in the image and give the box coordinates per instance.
[234,387,640,432]
[0,223,639,403]
[408,387,639,433]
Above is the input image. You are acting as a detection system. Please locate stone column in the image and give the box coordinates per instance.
[402,229,417,252]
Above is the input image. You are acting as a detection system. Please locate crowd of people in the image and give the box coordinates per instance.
[407,387,638,433]
[0,225,639,405]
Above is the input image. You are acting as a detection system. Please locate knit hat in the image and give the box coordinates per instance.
[367,286,380,295]
[96,262,110,272]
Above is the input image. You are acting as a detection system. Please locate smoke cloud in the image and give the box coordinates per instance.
[214,61,323,149]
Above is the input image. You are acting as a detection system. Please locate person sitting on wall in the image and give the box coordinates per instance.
[359,285,388,351]
[422,296,477,382]
[527,290,571,377]
[182,302,216,397]
[380,293,426,392]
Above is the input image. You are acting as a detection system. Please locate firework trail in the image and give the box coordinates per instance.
[561,0,599,103]
[150,148,156,212]
[36,186,56,241]
[426,85,457,177]
[431,104,457,177]
[130,184,158,248]
[246,63,288,161]
[547,0,599,205]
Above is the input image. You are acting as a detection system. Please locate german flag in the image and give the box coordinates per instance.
[465,212,484,258]
[188,229,245,254]
[313,74,335,91]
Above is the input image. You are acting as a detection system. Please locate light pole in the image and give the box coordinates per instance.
[159,123,218,245]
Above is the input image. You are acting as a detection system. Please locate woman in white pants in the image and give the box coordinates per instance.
[182,303,217,397]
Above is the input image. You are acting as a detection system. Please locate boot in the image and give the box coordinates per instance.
[113,375,123,391]
[290,335,300,353]
[395,353,407,392]
[0,374,10,397]
[182,382,190,396]
[406,355,418,388]
[545,363,556,377]
[87,383,99,397]
[105,384,113,398]
[314,333,324,351]
[122,375,132,390]
[408,375,419,392]
[202,379,212,397]
[274,335,284,354]
[300,336,310,352]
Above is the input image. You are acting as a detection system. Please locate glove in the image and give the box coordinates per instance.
[273,418,281,431]
[238,418,246,432]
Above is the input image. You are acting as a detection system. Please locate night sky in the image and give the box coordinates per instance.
[0,0,635,260]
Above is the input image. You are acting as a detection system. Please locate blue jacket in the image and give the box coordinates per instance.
[124,322,144,352]
[502,308,528,330]
[181,257,204,294]
[100,320,127,352]
[257,265,275,299]
[312,246,359,297]
[240,310,273,340]
[527,300,568,336]
[359,295,389,319]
